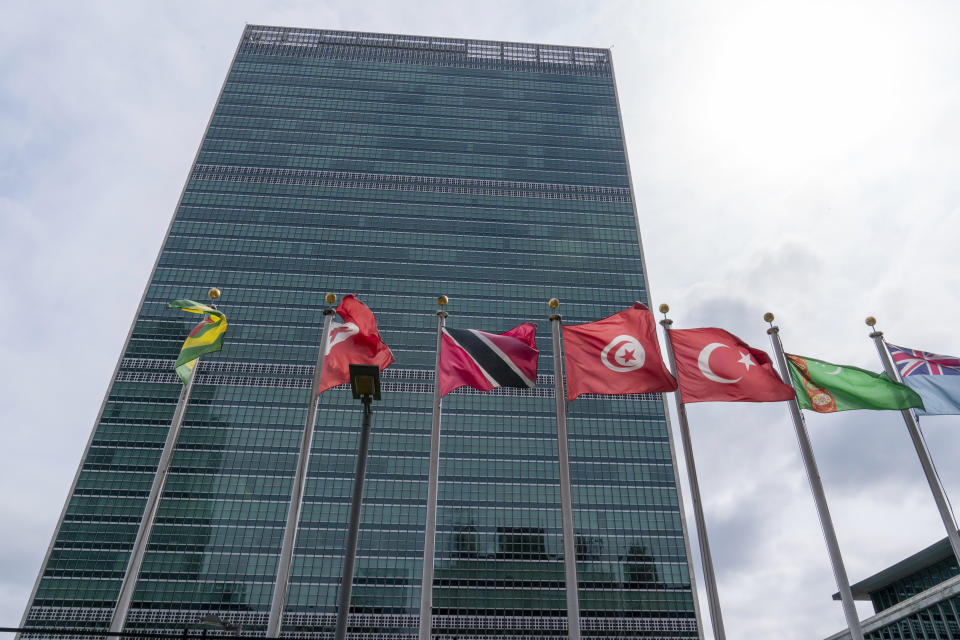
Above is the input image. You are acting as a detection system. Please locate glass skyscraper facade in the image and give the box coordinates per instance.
[22,26,699,639]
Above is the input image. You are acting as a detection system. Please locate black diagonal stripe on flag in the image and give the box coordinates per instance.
[444,327,532,389]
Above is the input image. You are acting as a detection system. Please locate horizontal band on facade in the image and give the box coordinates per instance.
[114,371,558,398]
[191,164,632,202]
[25,606,698,632]
[242,26,611,77]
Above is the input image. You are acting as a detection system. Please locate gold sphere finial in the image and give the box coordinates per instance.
[865,316,877,327]
[325,293,337,305]
[763,312,775,323]
[548,298,560,309]
[208,288,221,300]
[437,295,448,306]
[658,303,669,314]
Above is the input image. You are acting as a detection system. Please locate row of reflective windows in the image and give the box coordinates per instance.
[222,81,619,118]
[178,193,639,224]
[163,236,642,272]
[232,58,616,93]
[212,109,623,147]
[229,63,617,99]
[169,220,642,253]
[195,150,630,188]
[202,132,628,166]
[218,91,620,129]
[208,119,624,151]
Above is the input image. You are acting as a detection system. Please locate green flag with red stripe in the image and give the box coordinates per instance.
[168,299,227,384]
[786,353,923,413]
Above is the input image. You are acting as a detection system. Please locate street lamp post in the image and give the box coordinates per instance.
[333,364,382,640]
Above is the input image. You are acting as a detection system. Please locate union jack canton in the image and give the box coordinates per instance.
[888,344,960,377]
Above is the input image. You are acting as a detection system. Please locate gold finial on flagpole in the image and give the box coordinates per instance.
[437,295,448,306]
[325,293,337,305]
[658,303,669,316]
[763,312,775,325]
[208,288,221,300]
[548,298,559,309]
[865,316,877,327]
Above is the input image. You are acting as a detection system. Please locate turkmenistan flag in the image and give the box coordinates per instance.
[168,299,227,384]
[786,353,923,413]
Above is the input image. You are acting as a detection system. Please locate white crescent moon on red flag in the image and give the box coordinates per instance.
[600,335,645,372]
[697,342,742,384]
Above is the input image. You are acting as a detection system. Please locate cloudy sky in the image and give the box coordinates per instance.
[2,1,959,638]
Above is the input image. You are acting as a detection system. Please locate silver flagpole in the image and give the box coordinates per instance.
[865,316,960,563]
[418,295,449,640]
[109,360,197,633]
[548,299,582,640]
[267,293,337,637]
[765,313,864,640]
[110,289,224,633]
[657,305,726,640]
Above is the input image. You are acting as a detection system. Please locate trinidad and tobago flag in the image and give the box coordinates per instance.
[438,323,539,397]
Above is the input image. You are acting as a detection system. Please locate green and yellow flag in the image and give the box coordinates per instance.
[786,353,923,413]
[168,299,227,384]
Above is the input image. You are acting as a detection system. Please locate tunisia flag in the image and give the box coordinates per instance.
[562,303,677,401]
[668,327,794,403]
[318,295,394,394]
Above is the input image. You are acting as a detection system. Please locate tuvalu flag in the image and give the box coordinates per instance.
[562,302,676,400]
[438,323,539,397]
[886,344,960,415]
[318,294,394,394]
[168,299,227,384]
[786,353,923,413]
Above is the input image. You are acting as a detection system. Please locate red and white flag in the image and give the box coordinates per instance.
[438,323,539,398]
[318,294,394,394]
[669,327,794,403]
[562,302,677,400]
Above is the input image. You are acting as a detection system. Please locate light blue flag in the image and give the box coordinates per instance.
[888,343,960,415]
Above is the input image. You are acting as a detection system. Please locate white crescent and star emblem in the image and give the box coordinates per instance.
[325,321,359,354]
[600,335,646,372]
[697,342,757,384]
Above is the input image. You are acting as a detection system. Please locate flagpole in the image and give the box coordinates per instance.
[765,313,864,640]
[109,359,197,633]
[418,295,448,640]
[267,293,337,637]
[658,305,726,640]
[865,317,960,563]
[548,299,582,640]
[110,288,222,633]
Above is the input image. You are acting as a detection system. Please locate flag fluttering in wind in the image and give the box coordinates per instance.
[438,323,538,397]
[787,353,924,413]
[318,294,394,394]
[669,327,795,403]
[886,344,960,415]
[168,299,227,384]
[562,302,676,400]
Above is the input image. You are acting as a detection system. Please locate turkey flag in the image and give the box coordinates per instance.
[318,295,394,394]
[668,327,794,403]
[562,303,677,401]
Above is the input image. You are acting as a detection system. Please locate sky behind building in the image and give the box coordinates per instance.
[2,2,959,639]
